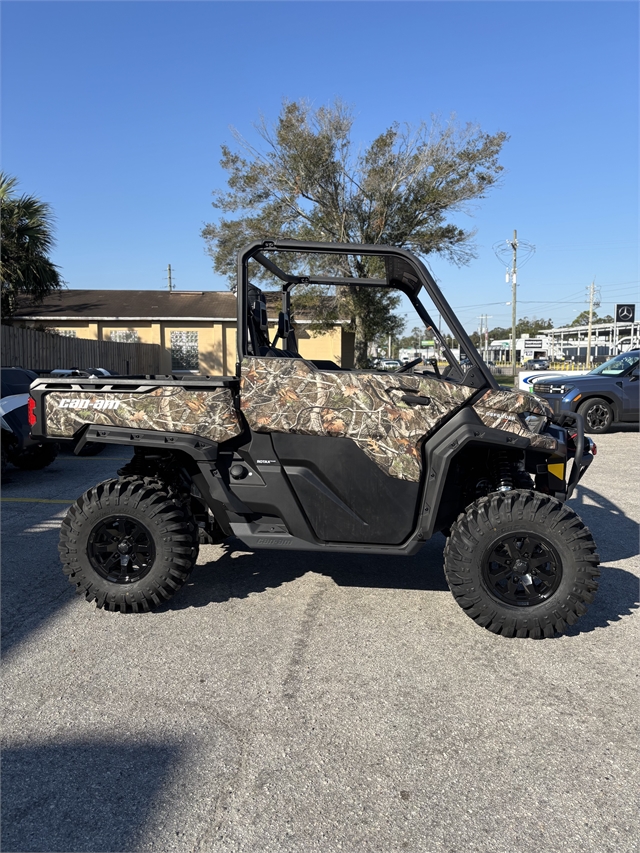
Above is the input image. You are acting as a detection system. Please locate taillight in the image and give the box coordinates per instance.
[27,396,37,426]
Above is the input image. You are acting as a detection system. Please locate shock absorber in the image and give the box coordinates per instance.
[494,450,513,492]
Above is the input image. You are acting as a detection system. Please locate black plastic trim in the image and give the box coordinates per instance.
[418,407,533,538]
[229,521,425,555]
[72,425,220,461]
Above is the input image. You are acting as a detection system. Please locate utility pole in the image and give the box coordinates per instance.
[167,264,173,292]
[493,230,534,377]
[586,279,599,368]
[484,315,493,362]
[478,314,489,361]
[509,230,518,378]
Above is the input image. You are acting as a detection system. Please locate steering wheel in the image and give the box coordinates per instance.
[395,357,422,373]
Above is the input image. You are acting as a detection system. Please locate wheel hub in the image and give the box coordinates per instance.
[482,533,562,607]
[88,516,156,584]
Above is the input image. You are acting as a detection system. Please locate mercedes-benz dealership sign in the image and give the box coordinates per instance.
[615,304,635,323]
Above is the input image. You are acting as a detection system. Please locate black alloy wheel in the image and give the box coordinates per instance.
[88,516,156,584]
[482,533,562,607]
[578,397,613,434]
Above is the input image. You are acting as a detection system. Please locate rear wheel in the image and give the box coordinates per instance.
[59,477,199,612]
[443,490,599,638]
[12,442,58,470]
[578,397,613,434]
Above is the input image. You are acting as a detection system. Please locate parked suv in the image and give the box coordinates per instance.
[530,350,639,433]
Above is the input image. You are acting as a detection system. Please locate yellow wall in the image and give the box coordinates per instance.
[24,319,352,373]
[223,323,237,376]
[296,326,344,365]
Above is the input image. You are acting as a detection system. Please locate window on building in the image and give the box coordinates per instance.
[110,330,140,343]
[170,331,199,370]
[54,329,77,337]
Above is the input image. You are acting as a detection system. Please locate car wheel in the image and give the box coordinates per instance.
[578,397,613,434]
[443,490,600,638]
[59,477,199,612]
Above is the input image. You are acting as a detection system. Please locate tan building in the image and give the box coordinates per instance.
[14,290,355,374]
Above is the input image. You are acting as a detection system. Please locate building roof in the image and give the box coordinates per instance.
[13,288,346,325]
[13,289,239,321]
[542,320,637,334]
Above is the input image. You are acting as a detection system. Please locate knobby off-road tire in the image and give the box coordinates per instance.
[578,397,614,434]
[59,477,199,612]
[443,490,600,638]
[13,442,58,470]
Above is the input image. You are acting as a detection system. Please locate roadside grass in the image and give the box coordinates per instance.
[494,373,516,388]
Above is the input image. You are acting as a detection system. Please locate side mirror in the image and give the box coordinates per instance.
[629,369,639,382]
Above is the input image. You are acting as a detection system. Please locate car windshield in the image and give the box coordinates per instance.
[588,353,639,376]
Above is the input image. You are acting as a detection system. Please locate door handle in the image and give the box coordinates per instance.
[401,394,431,406]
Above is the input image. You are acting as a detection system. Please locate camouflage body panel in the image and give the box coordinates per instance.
[240,357,476,481]
[472,389,558,451]
[44,385,242,443]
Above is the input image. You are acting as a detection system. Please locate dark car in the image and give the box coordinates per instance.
[530,350,639,433]
[1,367,58,471]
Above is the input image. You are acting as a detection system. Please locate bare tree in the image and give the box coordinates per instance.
[202,100,508,366]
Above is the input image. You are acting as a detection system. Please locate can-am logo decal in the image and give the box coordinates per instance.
[57,399,121,410]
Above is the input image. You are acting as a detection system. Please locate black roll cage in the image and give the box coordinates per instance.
[236,239,498,390]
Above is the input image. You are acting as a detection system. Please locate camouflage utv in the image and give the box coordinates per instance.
[29,240,600,637]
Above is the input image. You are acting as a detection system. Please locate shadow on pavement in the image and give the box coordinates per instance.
[175,537,462,608]
[573,483,639,562]
[1,740,181,852]
[563,564,639,635]
[1,512,72,657]
[173,528,638,636]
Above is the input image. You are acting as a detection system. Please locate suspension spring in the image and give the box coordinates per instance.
[494,451,513,492]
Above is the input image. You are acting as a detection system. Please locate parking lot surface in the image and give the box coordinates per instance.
[2,431,639,853]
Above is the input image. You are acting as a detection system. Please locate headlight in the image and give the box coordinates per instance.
[559,384,575,395]
[524,413,547,434]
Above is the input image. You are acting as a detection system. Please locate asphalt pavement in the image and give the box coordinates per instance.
[2,431,639,853]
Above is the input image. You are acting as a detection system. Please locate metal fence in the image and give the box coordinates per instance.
[1,325,162,375]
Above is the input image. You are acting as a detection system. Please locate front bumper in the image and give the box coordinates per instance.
[550,410,593,499]
[535,394,571,416]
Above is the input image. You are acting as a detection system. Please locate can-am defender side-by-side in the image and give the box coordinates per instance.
[29,240,600,637]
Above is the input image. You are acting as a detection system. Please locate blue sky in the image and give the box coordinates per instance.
[2,1,638,334]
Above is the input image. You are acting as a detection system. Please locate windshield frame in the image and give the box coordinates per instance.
[237,239,498,390]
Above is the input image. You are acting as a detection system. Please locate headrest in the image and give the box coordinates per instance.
[247,283,268,333]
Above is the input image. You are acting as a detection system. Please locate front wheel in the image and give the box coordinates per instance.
[578,397,613,434]
[59,477,199,612]
[443,490,599,638]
